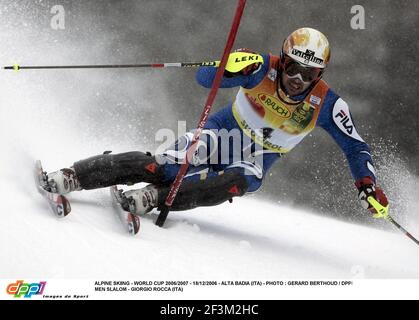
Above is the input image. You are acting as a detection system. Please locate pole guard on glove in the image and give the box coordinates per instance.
[356,176,389,218]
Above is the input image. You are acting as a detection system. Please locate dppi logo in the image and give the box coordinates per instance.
[6,280,46,298]
[335,110,353,134]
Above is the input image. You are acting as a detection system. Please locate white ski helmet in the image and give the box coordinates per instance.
[282,27,331,69]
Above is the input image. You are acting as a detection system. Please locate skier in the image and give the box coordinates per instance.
[42,27,388,217]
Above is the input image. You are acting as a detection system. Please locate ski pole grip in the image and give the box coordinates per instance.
[224,52,264,73]
[367,196,389,219]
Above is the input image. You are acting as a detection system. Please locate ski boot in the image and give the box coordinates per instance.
[44,168,82,195]
[122,185,159,215]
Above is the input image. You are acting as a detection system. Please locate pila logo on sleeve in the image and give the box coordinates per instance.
[6,280,46,298]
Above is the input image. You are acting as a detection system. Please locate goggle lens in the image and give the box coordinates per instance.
[283,57,322,82]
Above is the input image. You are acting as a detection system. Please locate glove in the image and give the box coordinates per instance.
[224,48,262,77]
[355,177,388,216]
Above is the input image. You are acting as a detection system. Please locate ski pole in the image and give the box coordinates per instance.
[368,196,419,246]
[156,0,247,227]
[3,52,262,73]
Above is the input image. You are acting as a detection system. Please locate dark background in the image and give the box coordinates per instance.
[1,0,418,225]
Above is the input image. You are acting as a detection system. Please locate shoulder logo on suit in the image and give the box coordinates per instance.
[335,110,353,134]
[332,98,365,142]
[268,68,277,81]
[310,95,322,106]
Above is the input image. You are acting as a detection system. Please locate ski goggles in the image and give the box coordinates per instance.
[283,56,322,82]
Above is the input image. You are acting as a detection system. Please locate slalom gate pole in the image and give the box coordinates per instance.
[368,196,419,246]
[155,0,247,227]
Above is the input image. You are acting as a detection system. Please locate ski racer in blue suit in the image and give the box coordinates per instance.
[44,28,388,219]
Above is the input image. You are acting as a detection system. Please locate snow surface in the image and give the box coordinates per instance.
[1,150,419,280]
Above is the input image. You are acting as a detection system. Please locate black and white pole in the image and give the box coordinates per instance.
[368,196,419,246]
[3,62,217,71]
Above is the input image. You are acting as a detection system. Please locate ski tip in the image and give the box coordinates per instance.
[35,159,43,173]
[34,160,44,192]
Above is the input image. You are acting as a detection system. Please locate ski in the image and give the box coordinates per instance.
[34,160,71,218]
[110,185,140,235]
